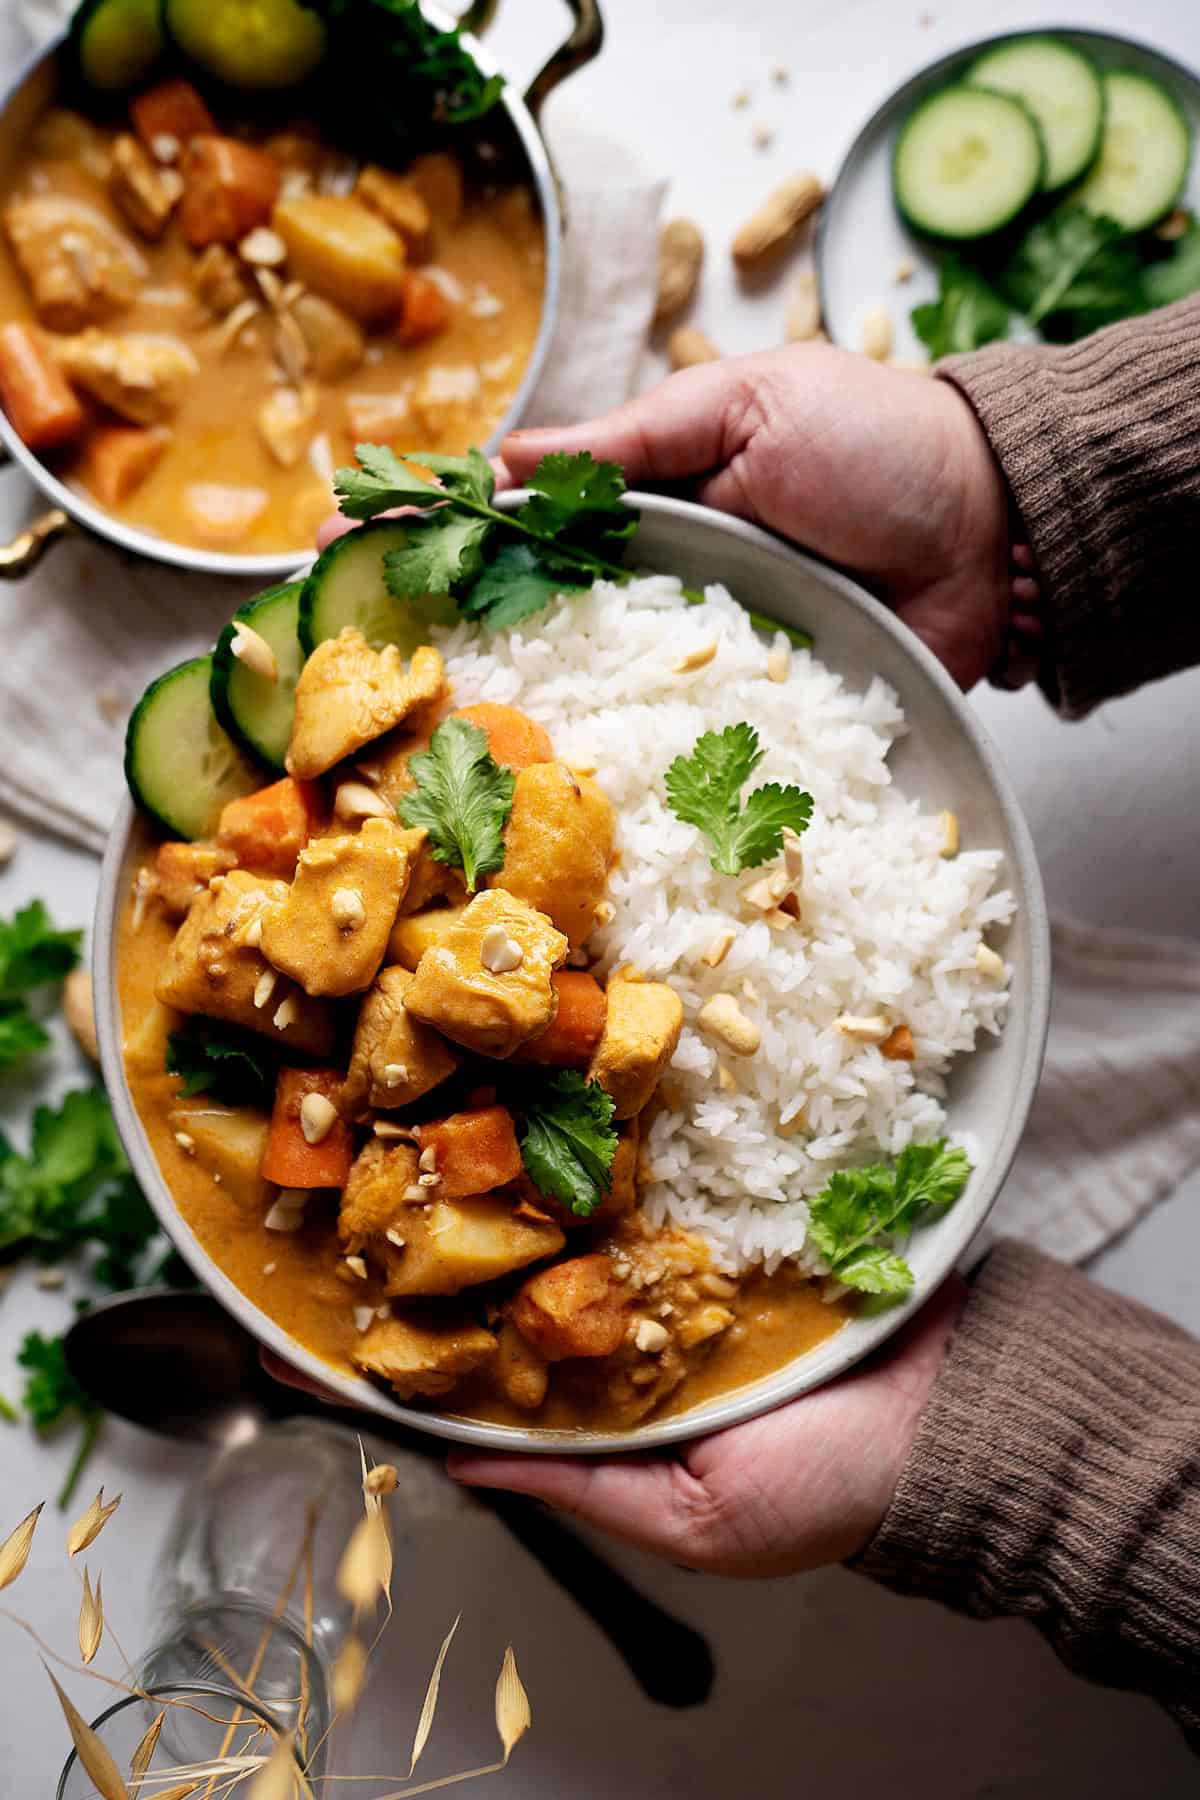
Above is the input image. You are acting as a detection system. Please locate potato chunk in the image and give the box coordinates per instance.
[286,628,446,779]
[587,975,683,1120]
[510,1255,630,1361]
[339,1137,419,1252]
[387,902,468,971]
[167,1102,270,1212]
[352,1305,496,1400]
[3,196,144,331]
[152,841,236,919]
[272,195,408,322]
[260,818,413,998]
[381,1192,564,1297]
[488,762,614,948]
[290,291,364,379]
[342,965,458,1116]
[54,329,197,425]
[405,888,568,1058]
[156,869,334,1055]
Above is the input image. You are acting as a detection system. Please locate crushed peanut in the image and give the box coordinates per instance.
[781,825,805,879]
[265,1191,307,1231]
[835,1013,890,1042]
[385,1229,407,1249]
[976,943,1005,982]
[777,1107,807,1137]
[418,1144,439,1174]
[860,305,894,360]
[173,1131,196,1154]
[480,924,524,973]
[592,900,615,928]
[300,1091,338,1144]
[701,928,736,969]
[273,992,299,1032]
[894,255,916,283]
[938,810,959,857]
[382,1062,409,1087]
[634,1318,671,1353]
[766,640,792,683]
[742,868,790,913]
[417,1171,441,1189]
[334,781,392,823]
[253,969,277,1010]
[717,1062,738,1094]
[697,992,761,1055]
[880,1023,915,1061]
[239,226,288,267]
[673,640,718,673]
[375,1120,417,1141]
[343,1254,368,1280]
[403,1182,427,1200]
[330,886,367,930]
[353,1306,375,1333]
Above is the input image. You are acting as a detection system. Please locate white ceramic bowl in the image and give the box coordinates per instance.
[94,493,1051,1452]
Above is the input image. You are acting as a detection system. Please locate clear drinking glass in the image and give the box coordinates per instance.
[56,1682,306,1798]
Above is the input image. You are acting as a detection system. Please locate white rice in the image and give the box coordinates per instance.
[434,575,1014,1275]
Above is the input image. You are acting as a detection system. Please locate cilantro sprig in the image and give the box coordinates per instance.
[166,1019,279,1110]
[808,1140,972,1300]
[399,716,515,891]
[664,722,812,876]
[0,900,82,1073]
[519,1072,618,1218]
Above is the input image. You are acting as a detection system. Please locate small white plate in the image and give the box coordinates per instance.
[817,27,1200,361]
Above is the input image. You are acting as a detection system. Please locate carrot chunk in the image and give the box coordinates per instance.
[420,1105,523,1199]
[217,778,324,880]
[130,78,216,147]
[78,423,170,507]
[453,703,553,771]
[515,971,607,1067]
[0,322,86,452]
[394,270,451,345]
[262,1067,353,1189]
[178,135,280,247]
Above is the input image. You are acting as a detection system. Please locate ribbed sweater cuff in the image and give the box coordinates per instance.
[855,1241,1200,1744]
[939,297,1200,717]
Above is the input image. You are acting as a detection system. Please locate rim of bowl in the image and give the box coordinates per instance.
[94,492,1051,1453]
[0,18,562,580]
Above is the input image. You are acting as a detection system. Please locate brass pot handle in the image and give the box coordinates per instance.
[0,505,72,577]
[456,0,604,119]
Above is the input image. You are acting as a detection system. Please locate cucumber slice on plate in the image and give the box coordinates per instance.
[71,0,162,93]
[894,85,1045,239]
[1074,70,1192,231]
[299,521,460,657]
[162,0,326,90]
[966,36,1104,192]
[125,655,260,840]
[211,580,305,776]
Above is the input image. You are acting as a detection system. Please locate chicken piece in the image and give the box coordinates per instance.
[411,364,481,442]
[343,390,413,446]
[587,976,683,1121]
[257,383,318,468]
[156,869,334,1055]
[54,329,197,426]
[387,901,468,971]
[341,965,458,1116]
[355,166,433,259]
[261,817,414,998]
[405,152,465,229]
[109,133,182,240]
[32,108,111,179]
[183,482,269,545]
[493,1319,549,1412]
[272,195,408,322]
[286,628,446,780]
[510,1255,630,1361]
[353,1304,497,1400]
[380,1192,564,1298]
[3,195,145,331]
[339,1137,420,1252]
[290,291,364,380]
[489,762,615,948]
[405,888,568,1059]
[191,243,249,317]
[383,820,461,918]
[152,841,236,919]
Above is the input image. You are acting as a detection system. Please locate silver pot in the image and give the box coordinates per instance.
[0,1,603,580]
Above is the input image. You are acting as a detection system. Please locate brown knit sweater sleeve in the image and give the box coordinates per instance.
[939,295,1200,716]
[856,1241,1200,1744]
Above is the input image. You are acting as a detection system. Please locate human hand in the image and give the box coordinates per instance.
[448,1276,966,1578]
[499,346,1016,692]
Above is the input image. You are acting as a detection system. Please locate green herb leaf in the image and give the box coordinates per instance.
[418,449,497,505]
[1003,208,1145,338]
[0,900,82,999]
[399,716,515,891]
[0,1003,51,1072]
[458,542,591,630]
[517,452,634,558]
[383,512,492,599]
[333,445,445,519]
[807,1139,972,1299]
[18,1330,89,1430]
[519,1072,618,1218]
[165,1021,278,1110]
[1144,222,1200,307]
[910,254,1010,357]
[664,722,813,876]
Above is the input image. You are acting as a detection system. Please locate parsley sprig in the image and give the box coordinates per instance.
[0,901,82,1073]
[665,722,813,876]
[399,716,515,891]
[519,1072,618,1219]
[808,1140,972,1299]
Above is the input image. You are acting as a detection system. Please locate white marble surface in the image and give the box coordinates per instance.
[3,0,1200,1792]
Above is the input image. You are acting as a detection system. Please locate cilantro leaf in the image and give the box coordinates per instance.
[664,722,813,876]
[418,449,496,505]
[1144,222,1200,308]
[911,254,1010,358]
[0,900,82,998]
[383,511,492,599]
[18,1330,90,1430]
[1003,208,1145,339]
[333,445,445,519]
[807,1139,972,1300]
[0,1003,51,1071]
[519,1072,618,1218]
[458,542,591,630]
[516,452,635,561]
[166,1021,278,1109]
[398,716,515,891]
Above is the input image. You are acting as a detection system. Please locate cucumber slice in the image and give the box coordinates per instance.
[162,0,326,90]
[299,521,460,657]
[71,0,162,93]
[125,655,260,840]
[211,580,305,776]
[1073,70,1192,232]
[966,36,1104,192]
[894,85,1045,239]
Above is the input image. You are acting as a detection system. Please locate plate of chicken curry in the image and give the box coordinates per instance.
[96,447,1048,1447]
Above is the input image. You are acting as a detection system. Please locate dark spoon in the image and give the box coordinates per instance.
[65,1289,714,1708]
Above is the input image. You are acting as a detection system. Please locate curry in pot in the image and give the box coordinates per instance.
[117,629,847,1430]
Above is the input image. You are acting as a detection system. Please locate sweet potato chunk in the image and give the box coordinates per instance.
[78,423,170,506]
[515,970,607,1068]
[217,778,323,882]
[453,703,553,772]
[510,1255,630,1361]
[261,1067,353,1189]
[394,271,450,346]
[404,888,568,1059]
[352,1305,496,1400]
[0,322,86,452]
[418,1105,523,1199]
[179,136,280,247]
[130,78,216,148]
[260,817,413,998]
